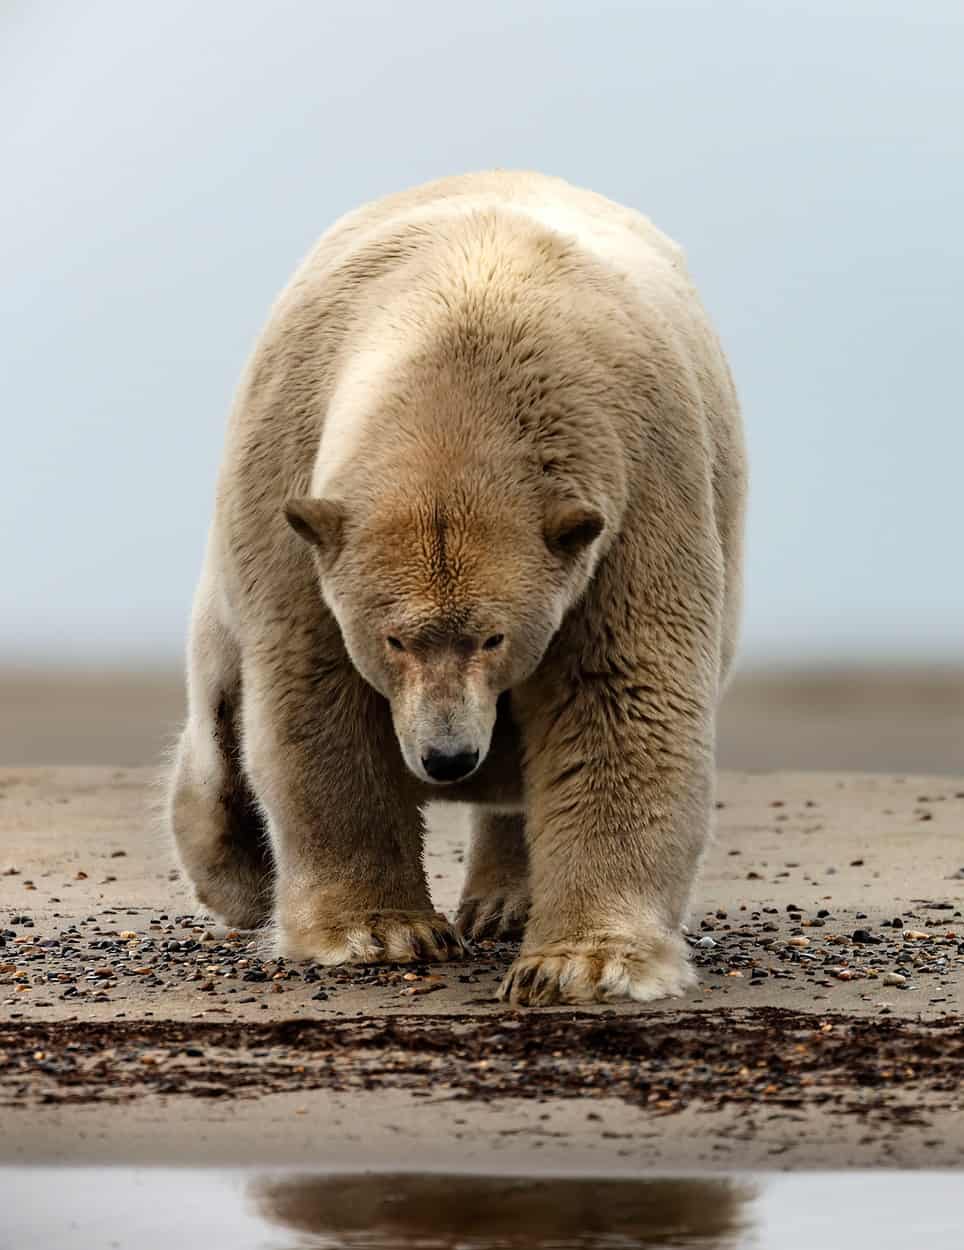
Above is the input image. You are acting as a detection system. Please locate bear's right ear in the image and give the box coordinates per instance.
[284,497,345,567]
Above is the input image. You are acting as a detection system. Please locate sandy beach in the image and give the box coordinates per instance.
[2,765,961,1172]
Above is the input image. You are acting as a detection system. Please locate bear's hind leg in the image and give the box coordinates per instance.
[169,603,273,929]
[456,809,530,941]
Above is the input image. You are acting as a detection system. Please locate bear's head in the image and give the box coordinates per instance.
[285,485,605,785]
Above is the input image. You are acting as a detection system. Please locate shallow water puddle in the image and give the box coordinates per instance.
[1,1169,960,1248]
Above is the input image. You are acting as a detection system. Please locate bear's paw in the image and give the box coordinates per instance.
[498,932,695,1006]
[456,888,530,942]
[278,910,465,966]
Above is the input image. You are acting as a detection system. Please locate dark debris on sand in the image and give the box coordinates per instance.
[2,1008,961,1131]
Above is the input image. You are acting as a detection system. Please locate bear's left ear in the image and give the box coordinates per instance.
[284,497,345,568]
[544,502,606,559]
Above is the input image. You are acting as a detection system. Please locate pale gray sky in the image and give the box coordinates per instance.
[2,0,962,665]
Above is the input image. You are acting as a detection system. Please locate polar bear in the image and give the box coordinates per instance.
[169,171,746,1006]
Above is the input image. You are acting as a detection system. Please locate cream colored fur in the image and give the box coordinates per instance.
[169,171,746,1004]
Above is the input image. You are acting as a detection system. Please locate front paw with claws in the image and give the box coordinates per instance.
[498,931,695,1006]
[278,909,465,965]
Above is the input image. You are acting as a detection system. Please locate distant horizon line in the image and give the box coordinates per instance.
[1,656,961,678]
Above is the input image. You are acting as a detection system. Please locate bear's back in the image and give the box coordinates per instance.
[292,170,688,315]
[225,173,739,579]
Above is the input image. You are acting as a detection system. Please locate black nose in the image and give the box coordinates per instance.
[421,748,480,783]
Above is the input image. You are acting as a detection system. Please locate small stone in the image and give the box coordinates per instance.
[787,936,810,948]
[401,981,447,996]
[883,972,908,987]
[697,936,717,948]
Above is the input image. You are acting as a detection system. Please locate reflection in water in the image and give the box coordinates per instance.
[251,1172,754,1248]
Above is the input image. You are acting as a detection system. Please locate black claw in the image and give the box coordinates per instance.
[474,913,496,940]
[531,972,560,1007]
[515,965,537,994]
[455,903,476,937]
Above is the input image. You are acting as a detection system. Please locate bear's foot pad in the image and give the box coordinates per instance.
[456,890,529,942]
[279,910,465,966]
[498,934,696,1006]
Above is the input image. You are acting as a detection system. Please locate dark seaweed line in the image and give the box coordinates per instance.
[2,1008,962,1119]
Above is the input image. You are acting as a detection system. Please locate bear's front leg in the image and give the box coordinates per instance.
[501,679,711,1005]
[500,545,721,1006]
[243,644,463,965]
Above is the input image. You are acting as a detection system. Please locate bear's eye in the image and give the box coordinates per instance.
[386,636,405,652]
[482,634,505,651]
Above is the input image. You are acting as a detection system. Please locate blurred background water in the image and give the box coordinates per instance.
[2,1,961,768]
